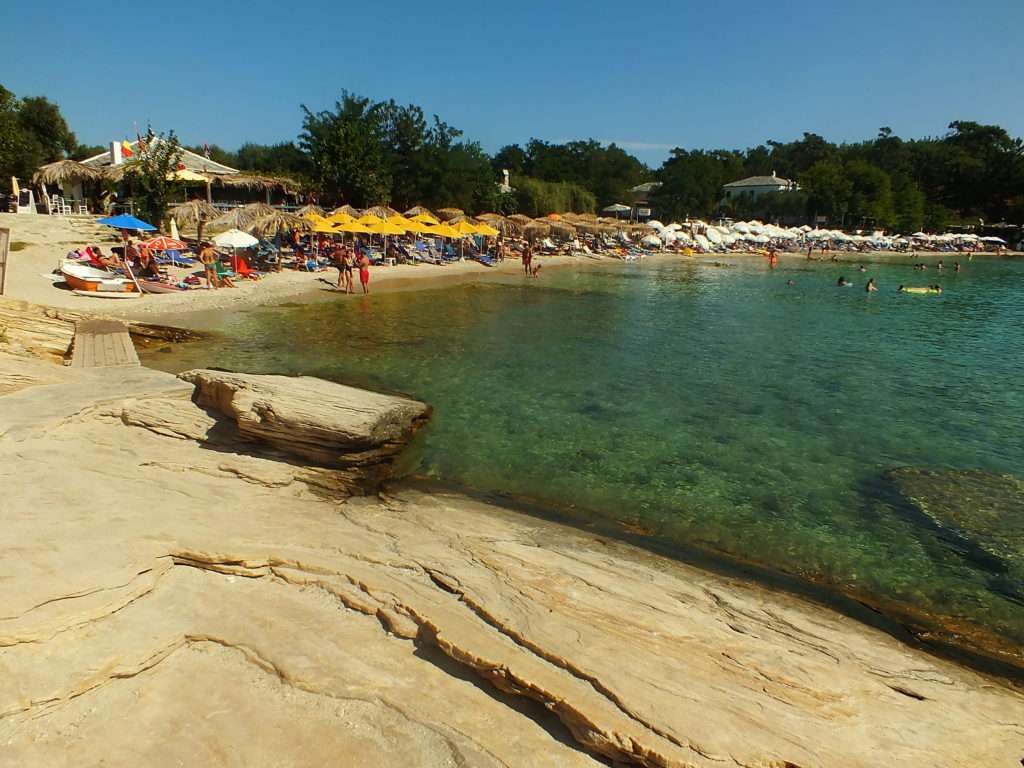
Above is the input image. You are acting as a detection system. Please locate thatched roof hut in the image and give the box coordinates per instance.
[508,214,534,226]
[32,159,103,186]
[446,213,479,225]
[216,174,297,194]
[250,211,312,238]
[436,207,464,221]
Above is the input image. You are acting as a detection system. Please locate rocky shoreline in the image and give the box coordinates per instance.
[1,300,1023,767]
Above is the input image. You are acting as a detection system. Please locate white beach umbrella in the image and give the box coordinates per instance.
[705,228,723,244]
[981,236,1006,243]
[213,228,259,249]
[695,234,711,250]
[641,234,662,247]
[733,221,751,234]
[666,222,682,232]
[647,220,665,229]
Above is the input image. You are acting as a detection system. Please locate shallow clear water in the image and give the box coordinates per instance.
[144,255,1024,656]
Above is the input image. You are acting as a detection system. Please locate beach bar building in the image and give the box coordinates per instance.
[76,139,297,212]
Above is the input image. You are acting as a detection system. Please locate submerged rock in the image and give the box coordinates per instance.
[887,467,1024,570]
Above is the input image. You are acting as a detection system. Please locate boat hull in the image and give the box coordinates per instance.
[61,263,138,294]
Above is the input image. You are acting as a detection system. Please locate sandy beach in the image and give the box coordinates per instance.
[0,213,629,318]
[2,213,1024,766]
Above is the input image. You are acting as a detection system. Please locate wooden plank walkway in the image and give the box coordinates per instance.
[70,319,140,369]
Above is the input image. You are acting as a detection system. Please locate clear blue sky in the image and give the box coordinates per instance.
[2,0,1022,167]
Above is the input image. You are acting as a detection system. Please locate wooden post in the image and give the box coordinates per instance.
[0,227,9,295]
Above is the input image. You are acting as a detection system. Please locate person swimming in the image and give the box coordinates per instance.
[837,276,851,287]
[858,265,867,272]
[954,261,961,272]
[897,285,905,293]
[786,279,795,286]
[866,278,878,292]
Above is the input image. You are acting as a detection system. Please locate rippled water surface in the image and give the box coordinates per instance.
[143,255,1024,657]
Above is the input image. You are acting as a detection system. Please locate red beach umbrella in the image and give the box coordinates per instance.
[139,236,188,252]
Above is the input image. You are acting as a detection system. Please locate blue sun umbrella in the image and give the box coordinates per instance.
[97,214,157,231]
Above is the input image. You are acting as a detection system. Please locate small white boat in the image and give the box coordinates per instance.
[60,262,138,294]
[71,289,141,299]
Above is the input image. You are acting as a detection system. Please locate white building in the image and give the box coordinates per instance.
[722,172,798,200]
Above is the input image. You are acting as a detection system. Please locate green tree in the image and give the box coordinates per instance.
[891,173,926,232]
[800,161,852,224]
[127,131,182,227]
[845,161,894,228]
[300,92,390,206]
[652,148,744,220]
[0,84,76,181]
[492,144,527,176]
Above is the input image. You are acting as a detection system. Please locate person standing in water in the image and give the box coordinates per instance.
[866,278,878,292]
[522,241,533,276]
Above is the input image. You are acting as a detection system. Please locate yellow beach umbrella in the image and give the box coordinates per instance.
[356,213,385,226]
[449,220,479,237]
[411,212,439,226]
[334,220,371,234]
[386,214,415,230]
[365,220,406,236]
[474,222,500,237]
[326,211,354,224]
[430,222,463,239]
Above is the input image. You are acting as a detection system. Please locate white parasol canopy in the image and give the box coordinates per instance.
[213,229,259,249]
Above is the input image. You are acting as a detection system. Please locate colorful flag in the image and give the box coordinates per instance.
[121,140,134,158]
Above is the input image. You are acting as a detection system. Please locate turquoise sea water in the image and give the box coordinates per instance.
[143,255,1024,660]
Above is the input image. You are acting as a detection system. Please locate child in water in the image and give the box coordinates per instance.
[866,278,877,292]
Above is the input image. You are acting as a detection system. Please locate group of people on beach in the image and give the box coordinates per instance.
[328,243,372,294]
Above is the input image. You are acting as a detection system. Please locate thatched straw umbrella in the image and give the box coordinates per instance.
[548,221,577,239]
[32,159,103,187]
[209,203,276,232]
[447,213,479,225]
[571,220,604,236]
[404,205,435,218]
[250,210,311,238]
[363,204,399,220]
[477,213,522,237]
[523,221,551,241]
[296,204,325,217]
[330,204,360,217]
[508,213,534,226]
[169,200,220,243]
[436,207,464,221]
[249,211,312,268]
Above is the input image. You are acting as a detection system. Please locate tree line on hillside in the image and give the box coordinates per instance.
[3,81,1022,231]
[652,124,1024,231]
